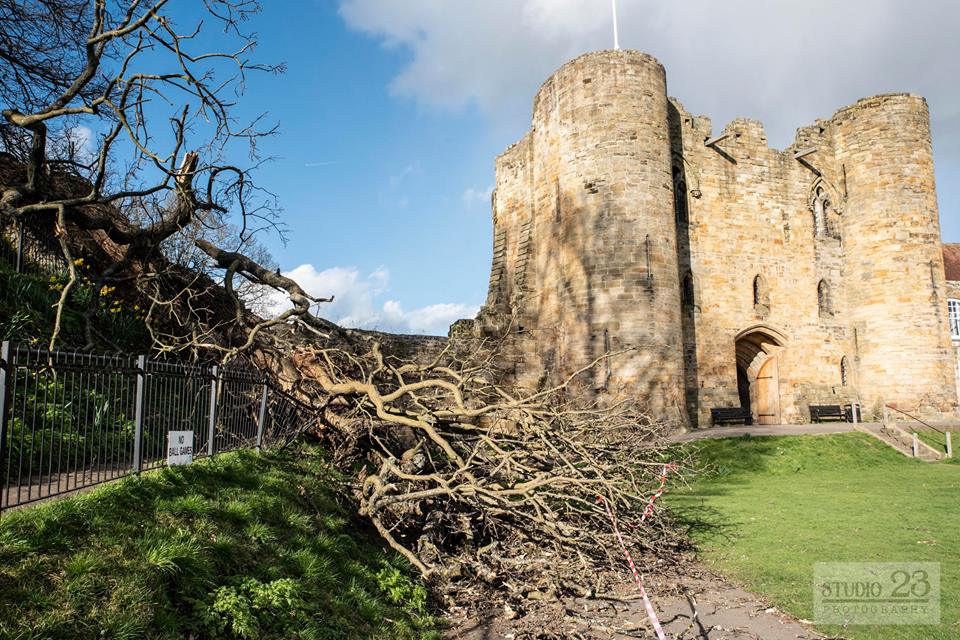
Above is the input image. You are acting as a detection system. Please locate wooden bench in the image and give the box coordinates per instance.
[711,407,753,426]
[809,404,845,423]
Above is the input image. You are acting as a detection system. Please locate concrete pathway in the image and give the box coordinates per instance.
[668,422,862,444]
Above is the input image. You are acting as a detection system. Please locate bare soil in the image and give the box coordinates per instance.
[444,564,824,640]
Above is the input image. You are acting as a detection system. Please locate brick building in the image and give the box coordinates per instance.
[464,50,958,428]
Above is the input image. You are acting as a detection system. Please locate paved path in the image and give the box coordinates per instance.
[447,566,826,639]
[668,422,864,443]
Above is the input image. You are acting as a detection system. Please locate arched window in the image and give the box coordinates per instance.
[753,274,769,309]
[818,280,832,316]
[949,299,960,339]
[840,356,849,385]
[681,272,695,310]
[812,186,829,238]
[673,166,688,227]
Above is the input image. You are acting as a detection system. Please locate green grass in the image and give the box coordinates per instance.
[913,428,960,461]
[0,446,439,639]
[671,433,960,639]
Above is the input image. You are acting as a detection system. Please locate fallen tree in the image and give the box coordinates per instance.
[0,0,689,612]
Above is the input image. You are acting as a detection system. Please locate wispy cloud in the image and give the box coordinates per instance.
[266,264,478,335]
[389,163,418,189]
[304,161,342,167]
[339,0,960,149]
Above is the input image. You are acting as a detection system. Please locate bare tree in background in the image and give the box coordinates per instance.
[0,1,687,616]
[0,0,298,352]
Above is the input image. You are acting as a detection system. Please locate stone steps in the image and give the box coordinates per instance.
[855,424,943,461]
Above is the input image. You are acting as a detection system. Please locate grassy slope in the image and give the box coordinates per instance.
[0,257,149,351]
[671,433,960,640]
[0,446,438,640]
[914,428,960,462]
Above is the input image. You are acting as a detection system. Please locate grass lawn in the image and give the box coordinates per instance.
[670,432,960,640]
[913,428,960,461]
[0,445,439,639]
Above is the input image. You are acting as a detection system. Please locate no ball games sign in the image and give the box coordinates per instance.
[167,430,194,466]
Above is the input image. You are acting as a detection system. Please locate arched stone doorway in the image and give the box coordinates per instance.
[735,326,787,425]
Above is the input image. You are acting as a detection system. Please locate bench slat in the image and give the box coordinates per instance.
[711,407,753,426]
[810,404,845,423]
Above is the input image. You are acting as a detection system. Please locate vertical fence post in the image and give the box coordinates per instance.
[132,355,146,474]
[0,342,12,516]
[14,221,23,274]
[912,432,919,458]
[255,382,269,451]
[946,432,953,458]
[207,365,219,457]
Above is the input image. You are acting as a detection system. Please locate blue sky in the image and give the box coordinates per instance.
[212,1,960,334]
[220,3,501,334]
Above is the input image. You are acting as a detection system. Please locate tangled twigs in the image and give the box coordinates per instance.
[282,334,691,604]
[0,3,689,607]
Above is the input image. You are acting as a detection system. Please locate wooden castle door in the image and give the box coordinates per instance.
[755,357,781,425]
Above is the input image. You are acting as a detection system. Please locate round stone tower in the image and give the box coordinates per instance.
[833,94,957,414]
[503,50,686,421]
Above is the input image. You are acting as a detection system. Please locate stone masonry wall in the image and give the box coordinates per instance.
[473,49,957,427]
[670,103,856,425]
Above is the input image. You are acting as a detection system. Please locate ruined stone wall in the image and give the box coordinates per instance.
[832,95,956,417]
[671,103,856,425]
[473,49,957,427]
[480,50,686,422]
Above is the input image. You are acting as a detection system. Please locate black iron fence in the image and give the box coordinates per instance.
[0,341,316,511]
[0,219,68,276]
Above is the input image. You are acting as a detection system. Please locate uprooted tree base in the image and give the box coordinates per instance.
[251,323,693,611]
[0,0,691,616]
[1,177,692,612]
[1,158,691,617]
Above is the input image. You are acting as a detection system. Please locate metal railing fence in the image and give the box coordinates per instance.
[0,219,69,277]
[0,341,317,511]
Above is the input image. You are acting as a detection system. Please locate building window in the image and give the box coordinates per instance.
[673,167,688,227]
[753,274,769,309]
[811,186,830,238]
[840,356,849,385]
[949,299,960,338]
[681,272,695,310]
[818,280,832,316]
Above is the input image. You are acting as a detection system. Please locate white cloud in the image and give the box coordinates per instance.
[463,185,493,207]
[266,264,478,335]
[49,125,96,163]
[338,0,960,150]
[389,163,418,189]
[67,125,95,157]
[383,300,480,334]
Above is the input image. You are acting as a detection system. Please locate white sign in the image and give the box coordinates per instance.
[167,430,194,466]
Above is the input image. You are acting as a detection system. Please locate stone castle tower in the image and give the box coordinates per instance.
[466,49,957,428]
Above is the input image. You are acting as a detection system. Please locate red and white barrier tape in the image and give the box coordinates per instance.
[641,462,678,523]
[597,463,677,640]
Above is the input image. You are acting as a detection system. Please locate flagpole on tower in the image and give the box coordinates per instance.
[612,0,620,50]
